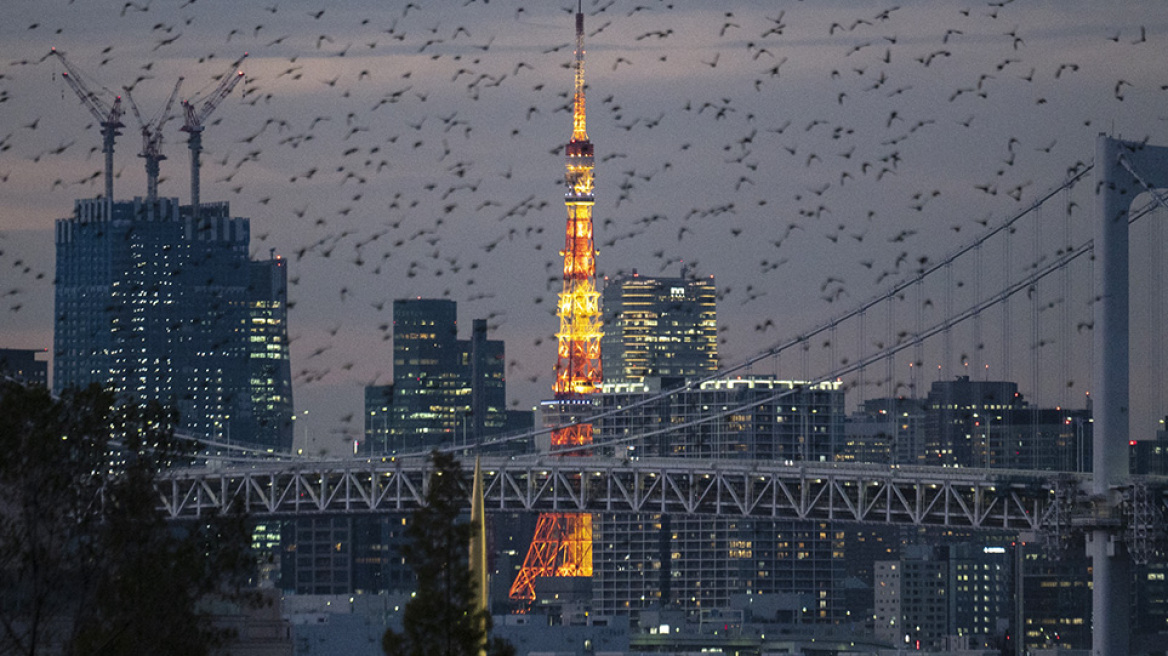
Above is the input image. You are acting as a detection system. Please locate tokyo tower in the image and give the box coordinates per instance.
[508,1,602,603]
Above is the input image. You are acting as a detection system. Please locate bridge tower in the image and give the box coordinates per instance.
[1090,134,1168,656]
[509,1,602,603]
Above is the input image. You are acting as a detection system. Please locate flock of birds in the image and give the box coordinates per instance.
[0,0,1165,449]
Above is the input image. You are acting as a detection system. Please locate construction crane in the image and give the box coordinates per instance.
[180,53,247,220]
[50,47,124,203]
[124,77,183,204]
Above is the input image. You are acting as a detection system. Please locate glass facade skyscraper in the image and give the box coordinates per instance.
[372,299,512,455]
[600,271,718,386]
[54,196,293,452]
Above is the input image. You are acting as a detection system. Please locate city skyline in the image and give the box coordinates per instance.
[2,1,1167,454]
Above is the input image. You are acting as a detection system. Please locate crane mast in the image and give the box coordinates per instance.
[181,53,247,220]
[50,47,124,203]
[124,77,183,204]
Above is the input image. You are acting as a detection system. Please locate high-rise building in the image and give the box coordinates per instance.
[1019,547,1091,652]
[54,196,293,451]
[600,271,718,386]
[370,299,517,455]
[390,299,468,452]
[1129,418,1168,475]
[873,551,948,650]
[874,543,1012,651]
[279,515,414,595]
[924,376,1090,470]
[364,384,395,455]
[924,377,1023,467]
[0,348,48,387]
[596,376,845,461]
[840,525,902,626]
[593,513,845,623]
[247,256,294,450]
[592,376,848,621]
[947,543,1013,648]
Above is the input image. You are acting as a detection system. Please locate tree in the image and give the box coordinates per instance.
[0,381,256,656]
[383,451,513,656]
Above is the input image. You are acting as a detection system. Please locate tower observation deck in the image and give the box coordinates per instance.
[509,4,602,603]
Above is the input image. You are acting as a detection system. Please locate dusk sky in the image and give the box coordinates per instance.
[2,0,1167,455]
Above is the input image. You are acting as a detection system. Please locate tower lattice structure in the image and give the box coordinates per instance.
[509,4,600,603]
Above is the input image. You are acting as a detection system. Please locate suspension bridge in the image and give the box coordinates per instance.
[159,135,1168,655]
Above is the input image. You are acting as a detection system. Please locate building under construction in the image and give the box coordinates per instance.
[51,50,292,452]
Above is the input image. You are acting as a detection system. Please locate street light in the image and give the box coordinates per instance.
[291,410,308,454]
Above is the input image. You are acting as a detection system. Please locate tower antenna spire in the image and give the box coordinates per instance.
[510,4,601,605]
[572,0,587,142]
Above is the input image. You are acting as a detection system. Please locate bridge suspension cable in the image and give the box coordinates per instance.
[476,189,1165,461]
[726,164,1094,378]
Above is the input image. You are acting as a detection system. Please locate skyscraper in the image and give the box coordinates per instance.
[596,376,844,461]
[364,384,395,455]
[247,255,294,450]
[372,299,515,455]
[843,397,927,466]
[54,196,293,451]
[600,270,718,386]
[391,299,467,451]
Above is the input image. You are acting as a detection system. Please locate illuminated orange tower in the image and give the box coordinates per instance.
[509,2,601,603]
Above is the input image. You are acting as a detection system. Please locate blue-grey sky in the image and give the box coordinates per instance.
[2,0,1167,454]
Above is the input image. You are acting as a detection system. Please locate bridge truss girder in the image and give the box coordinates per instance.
[153,457,1168,535]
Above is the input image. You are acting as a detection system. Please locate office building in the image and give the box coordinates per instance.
[592,376,847,621]
[924,376,1090,470]
[246,256,294,450]
[924,377,1023,467]
[600,271,718,386]
[597,376,844,461]
[0,348,48,387]
[280,516,414,595]
[947,543,1012,649]
[843,397,927,465]
[1129,419,1168,651]
[1130,418,1168,475]
[873,555,947,651]
[54,197,293,451]
[1019,547,1090,652]
[874,543,1012,651]
[390,299,467,452]
[840,525,902,627]
[370,300,521,455]
[364,384,395,455]
[594,514,845,623]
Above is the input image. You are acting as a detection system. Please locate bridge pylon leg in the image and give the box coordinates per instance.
[1090,134,1168,656]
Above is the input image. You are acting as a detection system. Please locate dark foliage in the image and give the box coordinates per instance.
[0,381,257,656]
[382,450,513,656]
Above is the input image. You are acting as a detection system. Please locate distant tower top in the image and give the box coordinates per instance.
[571,0,588,143]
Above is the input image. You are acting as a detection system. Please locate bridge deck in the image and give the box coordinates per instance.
[156,456,1135,531]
